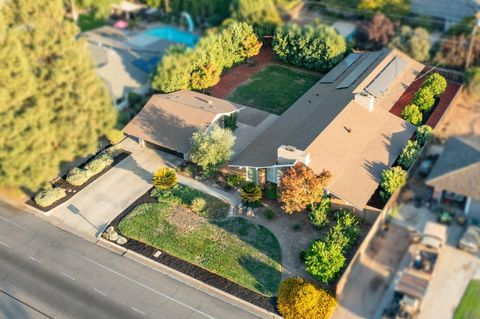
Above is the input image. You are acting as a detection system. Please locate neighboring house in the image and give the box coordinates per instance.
[230,48,422,212]
[123,90,244,159]
[426,136,480,216]
[124,48,424,213]
[411,0,479,30]
[84,26,182,109]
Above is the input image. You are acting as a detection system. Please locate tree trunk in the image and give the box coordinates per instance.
[70,0,79,22]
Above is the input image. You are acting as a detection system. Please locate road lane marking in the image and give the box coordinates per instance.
[131,307,146,316]
[29,256,42,263]
[61,272,76,281]
[0,215,33,233]
[81,256,215,319]
[0,240,9,247]
[94,288,108,297]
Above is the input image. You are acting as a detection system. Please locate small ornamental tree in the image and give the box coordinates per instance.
[152,167,177,190]
[189,124,235,175]
[279,163,332,213]
[304,241,346,284]
[416,125,433,146]
[413,86,435,112]
[240,181,263,204]
[390,26,431,62]
[398,140,421,170]
[309,197,331,229]
[277,277,337,319]
[401,104,423,126]
[380,166,407,201]
[357,13,397,50]
[423,72,447,97]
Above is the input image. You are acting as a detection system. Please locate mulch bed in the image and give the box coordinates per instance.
[26,150,131,212]
[389,68,462,129]
[108,187,278,314]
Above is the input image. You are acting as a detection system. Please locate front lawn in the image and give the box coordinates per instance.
[118,185,282,296]
[228,64,321,115]
[454,279,480,319]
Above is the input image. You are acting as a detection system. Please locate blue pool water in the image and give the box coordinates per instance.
[144,26,199,47]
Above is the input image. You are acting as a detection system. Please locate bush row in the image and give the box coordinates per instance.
[66,150,115,186]
[152,22,262,93]
[304,210,361,284]
[34,184,66,208]
[401,72,447,126]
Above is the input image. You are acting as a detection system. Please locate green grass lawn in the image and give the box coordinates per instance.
[454,279,480,319]
[118,185,282,296]
[78,13,107,32]
[228,64,321,115]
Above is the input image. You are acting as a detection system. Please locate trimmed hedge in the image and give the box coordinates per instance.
[413,86,435,112]
[401,104,423,126]
[277,277,337,319]
[415,125,433,146]
[66,150,114,186]
[398,140,421,170]
[34,185,66,207]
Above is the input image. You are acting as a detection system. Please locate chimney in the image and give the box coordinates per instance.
[355,93,375,112]
[277,145,311,165]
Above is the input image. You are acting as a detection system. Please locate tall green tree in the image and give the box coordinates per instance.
[230,0,282,35]
[67,0,120,21]
[0,0,116,190]
[390,26,431,62]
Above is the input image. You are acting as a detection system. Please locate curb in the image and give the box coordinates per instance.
[96,237,282,319]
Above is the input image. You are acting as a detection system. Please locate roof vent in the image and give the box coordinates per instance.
[344,126,352,133]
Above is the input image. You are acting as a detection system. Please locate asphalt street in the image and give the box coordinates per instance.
[0,202,262,319]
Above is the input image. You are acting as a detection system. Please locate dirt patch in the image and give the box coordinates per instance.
[167,205,204,234]
[436,93,480,139]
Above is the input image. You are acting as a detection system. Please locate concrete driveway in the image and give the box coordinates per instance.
[48,138,182,241]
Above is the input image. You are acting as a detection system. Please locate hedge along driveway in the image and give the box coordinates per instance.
[118,197,282,296]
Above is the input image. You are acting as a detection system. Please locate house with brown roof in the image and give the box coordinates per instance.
[124,48,424,212]
[230,48,423,211]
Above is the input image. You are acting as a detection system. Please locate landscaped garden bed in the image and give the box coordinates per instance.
[27,147,130,212]
[228,64,321,114]
[108,184,281,312]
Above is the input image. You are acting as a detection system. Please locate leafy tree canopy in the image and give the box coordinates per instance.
[230,0,282,35]
[357,13,397,50]
[390,26,431,62]
[401,104,423,126]
[0,0,116,191]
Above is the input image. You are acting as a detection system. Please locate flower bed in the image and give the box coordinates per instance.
[27,148,130,211]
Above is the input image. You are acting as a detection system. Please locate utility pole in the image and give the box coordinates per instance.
[465,12,480,69]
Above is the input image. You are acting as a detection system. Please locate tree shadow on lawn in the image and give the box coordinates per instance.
[213,217,282,264]
[238,255,282,297]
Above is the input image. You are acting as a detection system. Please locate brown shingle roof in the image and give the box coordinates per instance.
[123,91,243,154]
[231,48,423,209]
[426,136,480,200]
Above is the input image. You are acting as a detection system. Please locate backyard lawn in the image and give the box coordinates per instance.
[228,64,320,115]
[78,13,107,32]
[118,185,282,296]
[454,279,480,319]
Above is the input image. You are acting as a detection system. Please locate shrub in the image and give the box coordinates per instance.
[240,181,262,204]
[423,72,447,97]
[277,277,337,319]
[401,104,423,126]
[105,129,124,145]
[273,23,347,72]
[309,197,331,229]
[415,125,433,146]
[398,140,421,169]
[152,167,177,190]
[263,182,278,200]
[336,210,361,243]
[380,166,407,201]
[413,86,435,112]
[34,185,67,208]
[226,174,244,188]
[223,113,238,131]
[85,152,114,175]
[66,167,91,186]
[191,197,207,214]
[305,240,346,284]
[264,209,275,220]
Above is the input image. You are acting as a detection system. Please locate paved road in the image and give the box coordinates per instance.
[0,202,262,319]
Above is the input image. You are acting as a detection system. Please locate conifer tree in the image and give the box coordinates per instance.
[0,0,116,190]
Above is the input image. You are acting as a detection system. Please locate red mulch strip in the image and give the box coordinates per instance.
[208,46,277,99]
[389,68,462,129]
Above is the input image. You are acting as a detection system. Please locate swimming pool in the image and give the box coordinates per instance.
[144,26,199,47]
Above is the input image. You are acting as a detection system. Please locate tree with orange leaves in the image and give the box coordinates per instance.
[279,163,332,214]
